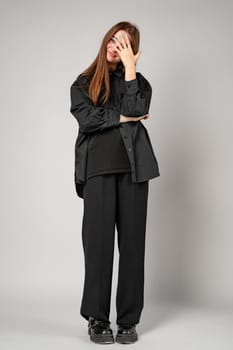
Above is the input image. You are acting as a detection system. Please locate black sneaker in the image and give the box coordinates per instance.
[115,323,138,344]
[88,317,114,344]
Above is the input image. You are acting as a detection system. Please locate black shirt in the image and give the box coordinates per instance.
[70,67,160,198]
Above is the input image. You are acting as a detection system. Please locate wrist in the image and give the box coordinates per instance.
[124,62,136,69]
[124,65,136,81]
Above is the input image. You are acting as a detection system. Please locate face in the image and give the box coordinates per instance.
[106,30,132,68]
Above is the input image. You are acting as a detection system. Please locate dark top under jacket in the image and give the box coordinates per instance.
[70,67,160,199]
[86,69,131,179]
[86,126,131,179]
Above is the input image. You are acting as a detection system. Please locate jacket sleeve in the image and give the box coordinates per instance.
[70,76,121,133]
[120,72,152,117]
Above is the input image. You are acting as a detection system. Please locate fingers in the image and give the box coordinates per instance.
[112,39,121,53]
[123,32,132,50]
[141,114,149,120]
[115,31,126,49]
[112,35,123,51]
[112,37,123,54]
[135,114,149,121]
[113,31,131,51]
[121,114,149,123]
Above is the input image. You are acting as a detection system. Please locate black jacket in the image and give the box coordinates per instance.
[70,68,160,199]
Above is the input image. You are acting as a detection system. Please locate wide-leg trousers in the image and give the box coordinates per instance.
[80,172,149,326]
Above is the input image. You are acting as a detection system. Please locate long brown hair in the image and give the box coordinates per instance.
[80,21,140,106]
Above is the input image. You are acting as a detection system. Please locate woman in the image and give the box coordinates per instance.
[70,21,160,344]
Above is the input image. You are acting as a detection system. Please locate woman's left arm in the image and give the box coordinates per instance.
[120,72,152,117]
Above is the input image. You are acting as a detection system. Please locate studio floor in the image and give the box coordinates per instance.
[0,298,232,350]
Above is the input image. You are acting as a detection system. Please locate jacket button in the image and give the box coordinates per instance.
[128,148,132,151]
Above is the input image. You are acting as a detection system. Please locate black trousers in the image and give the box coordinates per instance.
[80,172,149,326]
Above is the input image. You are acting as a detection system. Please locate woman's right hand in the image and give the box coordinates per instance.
[120,114,149,123]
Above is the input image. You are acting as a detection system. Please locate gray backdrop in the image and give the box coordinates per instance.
[0,0,233,348]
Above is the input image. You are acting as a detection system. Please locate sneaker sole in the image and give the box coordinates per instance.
[115,333,138,344]
[89,328,115,344]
